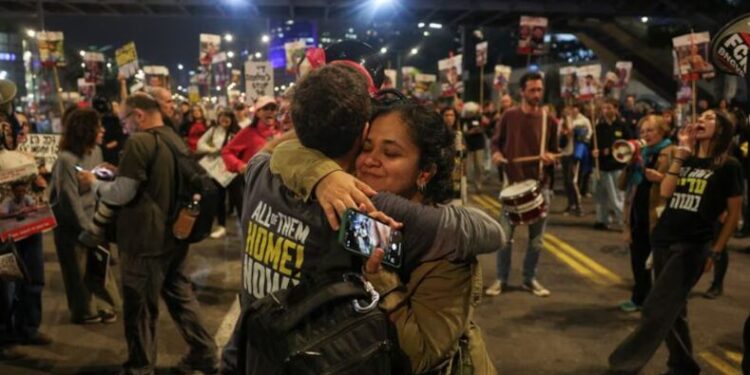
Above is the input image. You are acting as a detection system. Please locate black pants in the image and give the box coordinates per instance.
[561,156,581,209]
[710,249,729,289]
[120,243,217,375]
[629,224,652,306]
[0,234,44,343]
[608,242,709,375]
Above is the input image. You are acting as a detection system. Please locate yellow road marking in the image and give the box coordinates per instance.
[543,240,608,286]
[470,196,499,217]
[700,351,742,375]
[544,233,625,285]
[478,194,502,209]
[723,350,743,365]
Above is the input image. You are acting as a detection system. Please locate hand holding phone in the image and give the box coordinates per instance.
[338,208,403,268]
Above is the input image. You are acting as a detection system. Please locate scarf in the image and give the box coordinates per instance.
[628,138,671,189]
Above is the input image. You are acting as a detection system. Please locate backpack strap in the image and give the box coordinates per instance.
[277,280,370,332]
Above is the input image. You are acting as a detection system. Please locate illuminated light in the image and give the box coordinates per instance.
[224,33,234,42]
[23,51,31,61]
[423,31,430,37]
[418,22,425,28]
[79,50,86,57]
[429,23,442,29]
[373,0,392,7]
[255,52,262,59]
[26,29,36,38]
[189,70,195,76]
[261,34,270,43]
[178,85,183,90]
[380,47,388,54]
[81,63,85,68]
[0,71,7,80]
[177,64,184,70]
[410,47,419,55]
[216,86,221,91]
[227,51,235,58]
[106,62,112,68]
[227,62,233,68]
[286,20,294,25]
[641,16,649,23]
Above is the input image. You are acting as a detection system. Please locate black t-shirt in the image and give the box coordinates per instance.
[462,117,485,151]
[595,118,633,171]
[652,156,743,247]
[101,113,126,165]
[630,154,656,234]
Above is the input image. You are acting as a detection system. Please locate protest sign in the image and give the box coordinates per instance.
[115,42,139,78]
[244,61,274,104]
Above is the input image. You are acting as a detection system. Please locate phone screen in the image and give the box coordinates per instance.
[339,209,403,268]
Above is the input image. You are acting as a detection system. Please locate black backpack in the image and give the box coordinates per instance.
[238,274,401,375]
[151,131,219,244]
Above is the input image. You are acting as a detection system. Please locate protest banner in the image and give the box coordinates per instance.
[438,55,464,97]
[199,34,221,66]
[83,52,105,85]
[17,134,61,171]
[0,153,56,241]
[673,32,715,81]
[518,16,548,56]
[244,61,274,104]
[37,31,65,68]
[115,42,139,78]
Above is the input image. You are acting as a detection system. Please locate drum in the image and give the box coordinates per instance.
[499,179,547,225]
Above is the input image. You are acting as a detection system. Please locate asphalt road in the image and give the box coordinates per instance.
[0,176,747,375]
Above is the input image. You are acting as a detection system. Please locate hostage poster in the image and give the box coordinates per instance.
[143,65,170,89]
[0,152,56,241]
[115,42,139,79]
[576,64,602,101]
[438,55,464,97]
[560,66,577,99]
[401,66,419,96]
[83,52,105,85]
[244,61,274,104]
[673,32,715,81]
[284,40,307,74]
[517,16,548,56]
[199,33,221,66]
[37,31,65,68]
[494,65,511,92]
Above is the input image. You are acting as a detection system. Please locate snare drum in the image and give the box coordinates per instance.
[499,179,547,225]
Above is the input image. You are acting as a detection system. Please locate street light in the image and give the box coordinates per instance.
[227,62,233,68]
[255,52,262,59]
[410,47,419,56]
[224,33,234,42]
[641,16,649,23]
[177,63,184,70]
[227,51,235,58]
[26,29,36,38]
[261,34,270,43]
[79,50,86,57]
[380,47,388,54]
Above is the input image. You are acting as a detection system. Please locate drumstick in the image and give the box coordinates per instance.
[512,153,562,164]
[538,107,548,177]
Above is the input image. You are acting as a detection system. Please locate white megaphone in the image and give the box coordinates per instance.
[612,139,646,164]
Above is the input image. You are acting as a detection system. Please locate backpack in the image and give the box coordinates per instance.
[238,274,400,375]
[151,131,219,243]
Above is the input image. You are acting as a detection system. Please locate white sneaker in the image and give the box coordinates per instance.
[484,280,505,296]
[210,226,226,239]
[522,279,550,297]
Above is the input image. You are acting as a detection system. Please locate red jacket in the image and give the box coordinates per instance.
[187,121,207,152]
[221,121,277,173]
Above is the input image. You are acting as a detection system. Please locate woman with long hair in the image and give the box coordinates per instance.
[186,104,208,153]
[442,106,466,203]
[618,115,674,313]
[50,107,121,324]
[221,96,278,175]
[273,101,497,374]
[608,109,742,375]
[197,109,241,239]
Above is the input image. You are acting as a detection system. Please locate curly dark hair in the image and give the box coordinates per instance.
[216,109,241,136]
[292,64,371,158]
[60,108,100,158]
[373,103,456,205]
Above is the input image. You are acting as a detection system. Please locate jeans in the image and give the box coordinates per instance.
[0,234,44,341]
[595,169,624,225]
[120,242,217,375]
[608,242,709,375]
[496,188,550,284]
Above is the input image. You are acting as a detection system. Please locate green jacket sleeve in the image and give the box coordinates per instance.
[269,139,342,201]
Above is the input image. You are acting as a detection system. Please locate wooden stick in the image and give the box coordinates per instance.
[590,101,600,180]
[538,107,548,177]
[691,79,697,123]
[52,65,64,117]
[513,153,562,164]
[479,66,485,107]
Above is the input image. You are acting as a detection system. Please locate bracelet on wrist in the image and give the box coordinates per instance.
[673,157,686,163]
[666,171,680,177]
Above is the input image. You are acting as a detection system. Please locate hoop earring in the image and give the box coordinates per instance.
[417,182,426,192]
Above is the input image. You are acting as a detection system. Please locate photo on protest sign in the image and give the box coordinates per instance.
[115,42,139,78]
[559,66,577,99]
[677,80,693,104]
[77,78,96,101]
[37,31,65,67]
[438,55,464,97]
[187,86,200,104]
[576,64,602,101]
[476,41,488,67]
[494,65,511,92]
[244,61,274,104]
[415,74,437,100]
[199,33,221,66]
[401,66,419,96]
[382,69,397,89]
[199,155,237,188]
[673,32,715,81]
[284,40,307,74]
[517,16,548,56]
[615,61,633,88]
[231,69,242,85]
[83,52,105,85]
[0,152,56,241]
[212,52,228,87]
[143,66,170,89]
[16,134,61,172]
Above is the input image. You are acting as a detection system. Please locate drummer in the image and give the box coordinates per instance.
[487,72,559,297]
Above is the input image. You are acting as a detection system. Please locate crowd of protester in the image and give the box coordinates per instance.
[0,54,749,375]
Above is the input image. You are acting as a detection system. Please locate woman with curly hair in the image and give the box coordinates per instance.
[50,107,121,324]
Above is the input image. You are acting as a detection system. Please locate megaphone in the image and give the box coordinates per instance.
[612,139,646,164]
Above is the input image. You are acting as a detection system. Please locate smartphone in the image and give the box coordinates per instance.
[338,209,403,268]
[74,165,85,172]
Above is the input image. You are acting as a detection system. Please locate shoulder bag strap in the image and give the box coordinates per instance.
[277,281,369,332]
